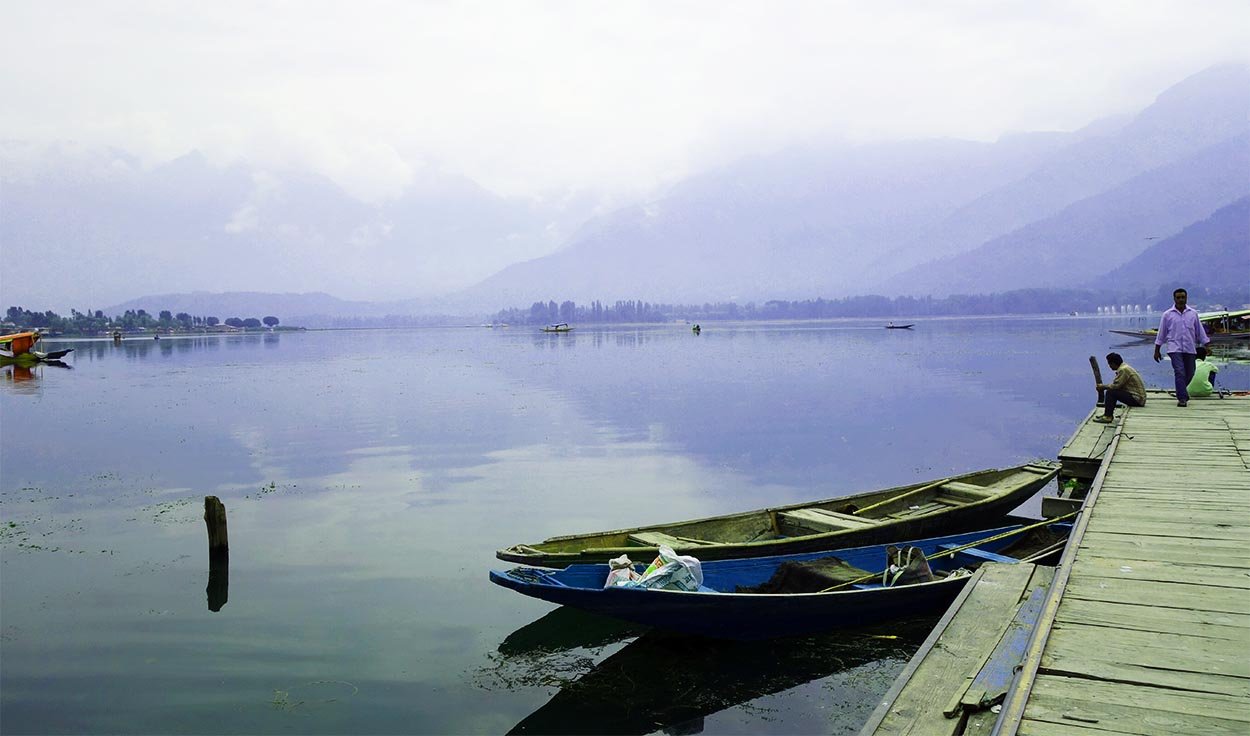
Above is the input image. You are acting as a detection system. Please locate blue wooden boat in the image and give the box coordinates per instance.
[491,523,1067,640]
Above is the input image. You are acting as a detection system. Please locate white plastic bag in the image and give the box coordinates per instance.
[604,554,641,588]
[633,546,704,591]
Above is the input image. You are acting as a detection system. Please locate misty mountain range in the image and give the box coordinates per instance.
[3,64,1247,320]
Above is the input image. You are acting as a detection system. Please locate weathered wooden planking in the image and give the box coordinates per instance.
[958,573,1054,714]
[1082,517,1250,542]
[1069,556,1250,588]
[1082,506,1250,529]
[1075,544,1250,570]
[863,563,1040,736]
[1021,674,1250,736]
[1041,626,1250,693]
[1053,597,1250,640]
[1077,531,1250,566]
[1017,721,1136,736]
[1060,575,1249,614]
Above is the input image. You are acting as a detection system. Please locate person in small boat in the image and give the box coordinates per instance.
[1153,287,1209,407]
[1186,346,1219,398]
[1093,352,1146,423]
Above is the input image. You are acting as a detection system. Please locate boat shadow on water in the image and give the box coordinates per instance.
[501,614,937,735]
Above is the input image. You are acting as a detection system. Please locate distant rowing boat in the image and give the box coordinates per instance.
[496,462,1060,567]
[542,323,573,333]
[885,323,914,329]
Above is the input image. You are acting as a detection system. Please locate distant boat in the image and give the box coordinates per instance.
[496,462,1060,568]
[491,521,1069,640]
[885,323,914,329]
[542,323,573,333]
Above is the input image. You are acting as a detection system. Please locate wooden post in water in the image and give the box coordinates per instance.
[1089,356,1104,407]
[204,496,229,611]
[204,496,228,554]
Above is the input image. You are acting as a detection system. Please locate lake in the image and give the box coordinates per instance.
[3,317,1246,735]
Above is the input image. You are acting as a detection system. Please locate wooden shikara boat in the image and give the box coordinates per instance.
[491,521,1069,640]
[1109,309,1250,343]
[496,462,1059,567]
[541,323,573,333]
[0,331,74,364]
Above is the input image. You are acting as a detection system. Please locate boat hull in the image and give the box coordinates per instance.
[491,525,1039,640]
[497,462,1059,567]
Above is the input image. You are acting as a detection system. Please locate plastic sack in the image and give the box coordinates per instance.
[882,545,935,587]
[633,546,704,591]
[604,554,641,588]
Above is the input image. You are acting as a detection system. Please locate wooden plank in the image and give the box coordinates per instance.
[1076,535,1250,568]
[858,568,987,736]
[1069,556,1250,589]
[1082,517,1250,542]
[1017,721,1132,736]
[1061,575,1249,614]
[1053,597,1250,639]
[1021,674,1250,736]
[958,572,1053,713]
[865,564,1038,736]
[1040,626,1250,695]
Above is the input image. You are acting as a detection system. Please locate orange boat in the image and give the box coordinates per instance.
[0,331,40,359]
[0,331,73,363]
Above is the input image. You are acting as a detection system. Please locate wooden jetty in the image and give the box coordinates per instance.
[863,392,1250,736]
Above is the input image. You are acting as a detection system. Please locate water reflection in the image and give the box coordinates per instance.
[504,616,936,735]
[498,607,645,657]
[207,551,229,612]
[1208,343,1250,364]
[1,360,72,393]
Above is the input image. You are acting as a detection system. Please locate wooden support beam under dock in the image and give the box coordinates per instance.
[865,392,1250,736]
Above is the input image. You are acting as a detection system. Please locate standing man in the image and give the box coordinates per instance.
[1153,287,1209,406]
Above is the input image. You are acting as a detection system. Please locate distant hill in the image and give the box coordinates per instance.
[1095,197,1250,293]
[0,145,602,311]
[876,133,1250,295]
[458,64,1250,306]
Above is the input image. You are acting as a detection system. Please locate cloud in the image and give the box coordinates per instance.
[3,1,1248,202]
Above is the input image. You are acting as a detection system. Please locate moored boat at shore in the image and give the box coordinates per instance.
[491,520,1070,640]
[496,462,1060,567]
[0,331,73,364]
[1109,308,1250,343]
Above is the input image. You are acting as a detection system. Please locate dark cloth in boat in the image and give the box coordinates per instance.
[737,557,872,594]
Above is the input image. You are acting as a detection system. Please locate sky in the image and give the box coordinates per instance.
[1,1,1249,312]
[4,0,1248,203]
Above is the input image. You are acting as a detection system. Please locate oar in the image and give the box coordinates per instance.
[1089,356,1105,406]
[852,479,949,517]
[816,512,1080,592]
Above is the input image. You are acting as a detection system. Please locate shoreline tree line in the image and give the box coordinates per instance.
[4,307,281,335]
[491,284,1246,326]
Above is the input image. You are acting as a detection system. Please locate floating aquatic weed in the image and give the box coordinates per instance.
[269,681,359,714]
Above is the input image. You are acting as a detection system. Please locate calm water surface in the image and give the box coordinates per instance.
[3,317,1246,734]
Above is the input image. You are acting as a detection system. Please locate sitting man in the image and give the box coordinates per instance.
[1094,352,1147,423]
[1186,346,1219,398]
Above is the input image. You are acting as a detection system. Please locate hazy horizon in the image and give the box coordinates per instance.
[3,1,1249,311]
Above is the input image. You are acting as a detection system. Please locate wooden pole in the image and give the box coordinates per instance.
[204,496,229,611]
[204,496,228,553]
[1089,356,1104,406]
